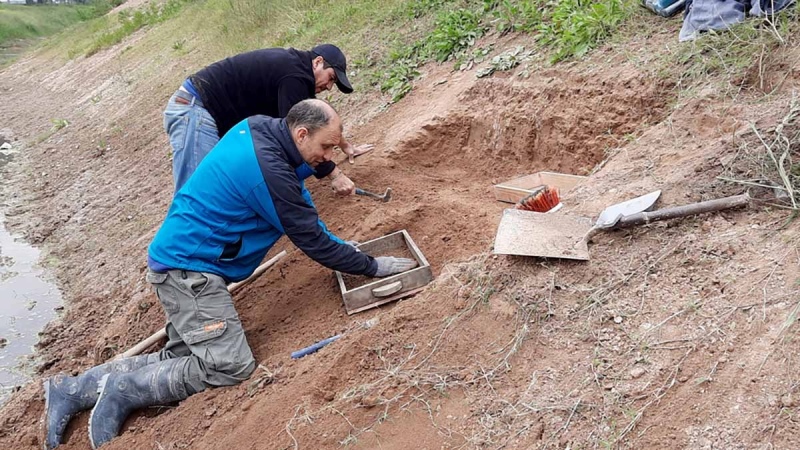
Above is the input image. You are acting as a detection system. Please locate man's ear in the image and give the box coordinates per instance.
[295,127,309,142]
[312,55,324,68]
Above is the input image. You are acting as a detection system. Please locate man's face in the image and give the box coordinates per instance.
[312,57,337,94]
[294,119,342,167]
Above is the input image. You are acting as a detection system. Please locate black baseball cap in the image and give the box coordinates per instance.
[311,44,353,94]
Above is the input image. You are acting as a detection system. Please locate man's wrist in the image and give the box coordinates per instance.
[329,168,343,181]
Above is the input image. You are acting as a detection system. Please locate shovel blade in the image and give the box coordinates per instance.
[493,209,592,260]
[595,190,661,228]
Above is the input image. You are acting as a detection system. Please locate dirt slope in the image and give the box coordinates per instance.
[2,17,800,450]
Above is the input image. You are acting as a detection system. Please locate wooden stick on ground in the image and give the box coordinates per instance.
[115,250,288,360]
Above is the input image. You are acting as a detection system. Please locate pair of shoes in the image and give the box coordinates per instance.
[89,357,190,449]
[41,353,161,450]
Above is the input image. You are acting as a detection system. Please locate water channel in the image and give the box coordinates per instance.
[0,145,63,406]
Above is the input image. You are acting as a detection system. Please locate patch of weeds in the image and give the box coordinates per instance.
[672,10,799,96]
[85,0,195,57]
[424,8,486,62]
[402,0,456,19]
[51,119,69,131]
[171,39,186,51]
[538,0,634,63]
[685,299,702,312]
[339,432,358,446]
[718,98,800,212]
[381,58,420,103]
[476,45,534,77]
[455,43,493,71]
[485,0,542,34]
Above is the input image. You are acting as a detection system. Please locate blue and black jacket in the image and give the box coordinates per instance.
[148,115,378,282]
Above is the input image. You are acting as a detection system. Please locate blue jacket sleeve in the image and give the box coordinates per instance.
[247,161,378,276]
[300,185,346,245]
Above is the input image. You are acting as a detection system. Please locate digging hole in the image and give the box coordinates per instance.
[350,73,669,268]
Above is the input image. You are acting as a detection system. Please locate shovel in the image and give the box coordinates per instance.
[494,193,750,261]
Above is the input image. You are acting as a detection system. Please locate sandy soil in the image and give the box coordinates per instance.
[1,17,800,450]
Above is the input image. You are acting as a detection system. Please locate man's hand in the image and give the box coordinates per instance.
[329,170,355,196]
[374,256,418,277]
[340,140,375,164]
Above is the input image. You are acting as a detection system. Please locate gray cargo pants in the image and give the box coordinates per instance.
[146,269,256,394]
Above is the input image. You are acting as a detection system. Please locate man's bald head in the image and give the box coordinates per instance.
[286,99,342,135]
[287,99,343,167]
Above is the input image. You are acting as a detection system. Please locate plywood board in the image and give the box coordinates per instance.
[493,172,587,204]
[493,209,593,260]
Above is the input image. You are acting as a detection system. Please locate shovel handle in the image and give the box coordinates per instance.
[615,193,750,229]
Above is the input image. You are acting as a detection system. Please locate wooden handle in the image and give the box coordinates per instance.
[615,194,750,229]
[372,281,403,298]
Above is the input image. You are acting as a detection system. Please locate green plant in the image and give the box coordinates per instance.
[489,0,542,34]
[402,0,454,19]
[475,45,534,77]
[423,8,486,62]
[172,39,185,51]
[538,0,633,63]
[51,119,69,131]
[381,59,420,103]
[455,43,492,71]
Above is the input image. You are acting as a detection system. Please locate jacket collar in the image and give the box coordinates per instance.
[274,119,305,169]
[274,118,316,180]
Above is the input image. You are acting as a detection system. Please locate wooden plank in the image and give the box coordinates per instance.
[493,185,544,204]
[537,172,586,190]
[345,287,427,315]
[493,172,586,204]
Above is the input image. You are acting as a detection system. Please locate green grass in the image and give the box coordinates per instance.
[0,1,115,46]
[84,0,194,56]
[28,0,642,106]
[538,0,635,63]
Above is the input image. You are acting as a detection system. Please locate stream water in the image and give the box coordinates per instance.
[0,146,63,407]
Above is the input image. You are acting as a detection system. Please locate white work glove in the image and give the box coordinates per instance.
[345,241,361,252]
[374,256,418,277]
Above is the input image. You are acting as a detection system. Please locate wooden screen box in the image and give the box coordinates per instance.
[493,172,586,204]
[335,230,433,315]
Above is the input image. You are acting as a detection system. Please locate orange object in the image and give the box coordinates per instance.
[516,186,561,212]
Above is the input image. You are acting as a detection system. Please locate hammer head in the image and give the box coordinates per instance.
[381,188,392,202]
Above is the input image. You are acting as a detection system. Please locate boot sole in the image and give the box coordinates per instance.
[88,375,111,450]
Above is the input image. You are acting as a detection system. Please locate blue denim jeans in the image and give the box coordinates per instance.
[163,93,220,192]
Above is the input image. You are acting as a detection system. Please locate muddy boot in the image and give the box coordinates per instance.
[88,357,192,449]
[41,353,161,450]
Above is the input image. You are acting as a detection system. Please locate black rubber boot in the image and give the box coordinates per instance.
[88,357,191,449]
[41,353,161,450]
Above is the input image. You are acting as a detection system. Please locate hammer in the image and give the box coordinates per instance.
[355,187,392,202]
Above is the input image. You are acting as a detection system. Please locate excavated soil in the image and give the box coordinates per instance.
[2,19,800,450]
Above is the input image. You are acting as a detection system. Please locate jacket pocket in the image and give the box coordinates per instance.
[218,235,243,262]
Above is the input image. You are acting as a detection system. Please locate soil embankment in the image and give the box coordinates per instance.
[2,18,800,450]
